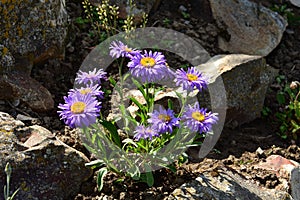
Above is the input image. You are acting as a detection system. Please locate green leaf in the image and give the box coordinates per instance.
[122,138,138,148]
[109,77,116,87]
[295,102,300,119]
[132,78,147,97]
[85,159,106,169]
[168,99,173,110]
[97,167,108,192]
[140,164,154,187]
[165,164,177,173]
[280,125,287,133]
[129,97,146,112]
[145,171,154,187]
[9,187,20,199]
[4,185,7,200]
[276,92,286,105]
[99,120,121,147]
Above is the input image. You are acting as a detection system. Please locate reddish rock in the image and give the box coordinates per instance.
[255,155,299,179]
[0,72,54,112]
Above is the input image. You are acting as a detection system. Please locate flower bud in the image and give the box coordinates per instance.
[5,162,12,176]
[290,81,299,90]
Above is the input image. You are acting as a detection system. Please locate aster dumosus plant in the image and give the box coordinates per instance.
[57,40,219,189]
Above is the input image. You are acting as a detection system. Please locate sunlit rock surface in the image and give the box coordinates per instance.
[209,0,287,56]
[168,168,292,200]
[0,112,92,200]
[197,54,278,127]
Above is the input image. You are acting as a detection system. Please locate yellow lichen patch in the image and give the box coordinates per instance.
[1,0,7,4]
[4,31,9,39]
[17,26,22,37]
[8,4,14,11]
[2,46,8,55]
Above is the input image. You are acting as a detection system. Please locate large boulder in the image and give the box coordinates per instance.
[197,54,278,127]
[0,112,92,200]
[0,0,68,111]
[291,167,300,200]
[0,71,54,112]
[0,0,68,74]
[168,168,292,200]
[209,0,287,56]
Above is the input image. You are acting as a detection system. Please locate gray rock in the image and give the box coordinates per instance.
[197,54,278,126]
[289,0,300,7]
[0,0,68,74]
[0,44,14,74]
[0,112,93,200]
[168,168,292,200]
[0,72,54,112]
[291,167,300,200]
[209,0,287,56]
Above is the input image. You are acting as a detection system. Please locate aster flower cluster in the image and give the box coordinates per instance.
[109,40,218,141]
[57,40,220,189]
[57,69,107,128]
[58,40,219,149]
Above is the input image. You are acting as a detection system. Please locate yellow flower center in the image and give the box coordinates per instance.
[71,102,86,114]
[79,88,92,95]
[158,114,171,122]
[125,47,132,52]
[140,57,156,68]
[187,73,198,81]
[191,111,205,122]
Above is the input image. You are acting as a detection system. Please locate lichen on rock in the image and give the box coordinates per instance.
[0,0,69,74]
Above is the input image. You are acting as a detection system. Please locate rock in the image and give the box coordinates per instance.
[0,44,14,74]
[256,147,266,158]
[168,167,292,200]
[289,0,300,7]
[0,112,93,200]
[209,0,287,56]
[291,167,300,200]
[0,72,54,112]
[197,54,278,126]
[254,155,299,180]
[0,0,68,75]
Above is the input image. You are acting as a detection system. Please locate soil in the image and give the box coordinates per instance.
[2,0,300,199]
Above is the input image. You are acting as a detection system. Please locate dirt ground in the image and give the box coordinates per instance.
[2,0,300,199]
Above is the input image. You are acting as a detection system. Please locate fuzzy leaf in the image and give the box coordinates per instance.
[85,159,106,169]
[97,167,108,192]
[99,120,121,147]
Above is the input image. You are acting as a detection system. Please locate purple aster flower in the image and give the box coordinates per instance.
[133,125,159,141]
[57,93,101,128]
[181,102,218,134]
[175,67,208,92]
[109,40,140,58]
[128,50,172,83]
[148,106,180,134]
[75,68,107,85]
[69,84,104,99]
